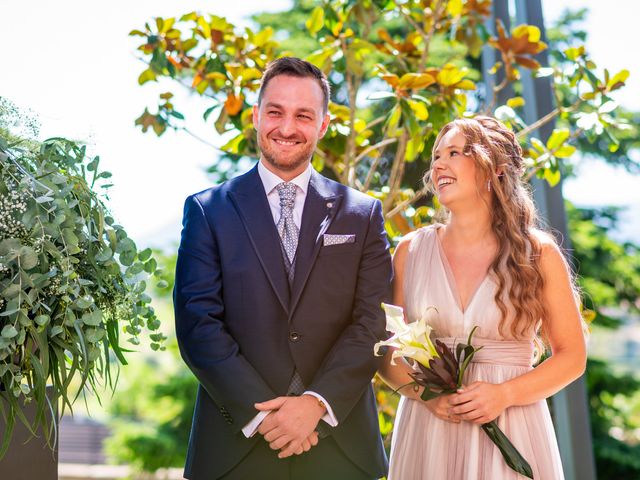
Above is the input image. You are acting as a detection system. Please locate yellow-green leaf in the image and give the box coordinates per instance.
[195,80,209,95]
[407,100,429,121]
[581,309,596,324]
[436,64,466,87]
[554,145,576,158]
[254,27,274,47]
[513,24,541,43]
[546,128,570,150]
[507,97,525,108]
[197,16,211,39]
[180,12,199,22]
[446,0,463,17]
[543,168,561,187]
[398,73,436,90]
[455,79,476,90]
[162,17,175,33]
[607,69,630,91]
[221,133,245,154]
[530,137,546,154]
[138,69,156,85]
[386,104,402,136]
[405,135,424,162]
[564,46,585,61]
[306,6,325,35]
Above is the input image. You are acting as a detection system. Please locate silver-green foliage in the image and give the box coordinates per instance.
[0,133,166,456]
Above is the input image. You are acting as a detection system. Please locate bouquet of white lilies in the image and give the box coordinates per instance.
[374,303,534,479]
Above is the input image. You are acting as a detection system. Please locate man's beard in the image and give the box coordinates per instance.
[257,135,315,172]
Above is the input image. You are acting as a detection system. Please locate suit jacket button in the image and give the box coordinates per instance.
[289,332,300,342]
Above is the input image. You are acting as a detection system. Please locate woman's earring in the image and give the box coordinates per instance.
[487,180,492,192]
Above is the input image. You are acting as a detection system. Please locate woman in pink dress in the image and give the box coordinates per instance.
[378,116,587,479]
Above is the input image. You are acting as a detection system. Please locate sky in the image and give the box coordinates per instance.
[1,0,639,248]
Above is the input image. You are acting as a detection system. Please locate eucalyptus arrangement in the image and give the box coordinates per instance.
[0,130,166,457]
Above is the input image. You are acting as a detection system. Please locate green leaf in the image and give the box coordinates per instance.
[482,421,534,478]
[2,284,21,299]
[85,328,105,343]
[19,246,39,270]
[95,247,113,263]
[306,6,325,35]
[75,296,93,310]
[82,309,103,326]
[144,258,158,273]
[34,315,50,326]
[119,250,136,267]
[127,262,145,276]
[0,238,21,257]
[138,248,153,262]
[116,237,136,254]
[62,229,79,247]
[1,325,18,338]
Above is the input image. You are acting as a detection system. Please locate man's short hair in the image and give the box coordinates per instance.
[258,57,330,114]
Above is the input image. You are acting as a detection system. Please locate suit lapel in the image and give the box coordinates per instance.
[228,167,290,313]
[290,171,342,316]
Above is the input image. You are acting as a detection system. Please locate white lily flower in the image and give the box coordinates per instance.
[374,303,439,368]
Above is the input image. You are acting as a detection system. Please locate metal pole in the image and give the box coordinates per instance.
[483,1,597,479]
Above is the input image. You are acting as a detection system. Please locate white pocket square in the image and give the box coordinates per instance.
[323,234,356,246]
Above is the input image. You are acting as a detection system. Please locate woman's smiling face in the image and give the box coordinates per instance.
[430,127,488,210]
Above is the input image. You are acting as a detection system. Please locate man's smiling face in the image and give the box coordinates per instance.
[253,74,329,179]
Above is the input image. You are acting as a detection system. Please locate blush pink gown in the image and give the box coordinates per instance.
[388,225,564,480]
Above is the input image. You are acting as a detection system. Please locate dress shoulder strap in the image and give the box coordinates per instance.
[403,224,440,302]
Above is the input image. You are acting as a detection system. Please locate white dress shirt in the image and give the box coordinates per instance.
[241,161,338,438]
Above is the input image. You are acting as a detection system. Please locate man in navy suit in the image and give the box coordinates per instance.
[174,57,391,479]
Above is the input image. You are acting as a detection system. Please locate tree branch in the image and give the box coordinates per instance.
[364,115,386,131]
[382,131,408,213]
[385,189,425,218]
[354,138,398,164]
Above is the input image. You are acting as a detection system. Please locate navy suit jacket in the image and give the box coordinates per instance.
[174,166,392,478]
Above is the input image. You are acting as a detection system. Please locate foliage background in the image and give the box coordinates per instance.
[1,1,639,479]
[103,2,640,478]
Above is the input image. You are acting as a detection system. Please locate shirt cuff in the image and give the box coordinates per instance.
[242,410,270,438]
[303,391,338,427]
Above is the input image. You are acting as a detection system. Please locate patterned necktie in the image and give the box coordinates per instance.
[276,182,299,273]
[275,182,329,438]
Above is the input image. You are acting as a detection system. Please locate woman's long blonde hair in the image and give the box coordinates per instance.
[425,116,561,349]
